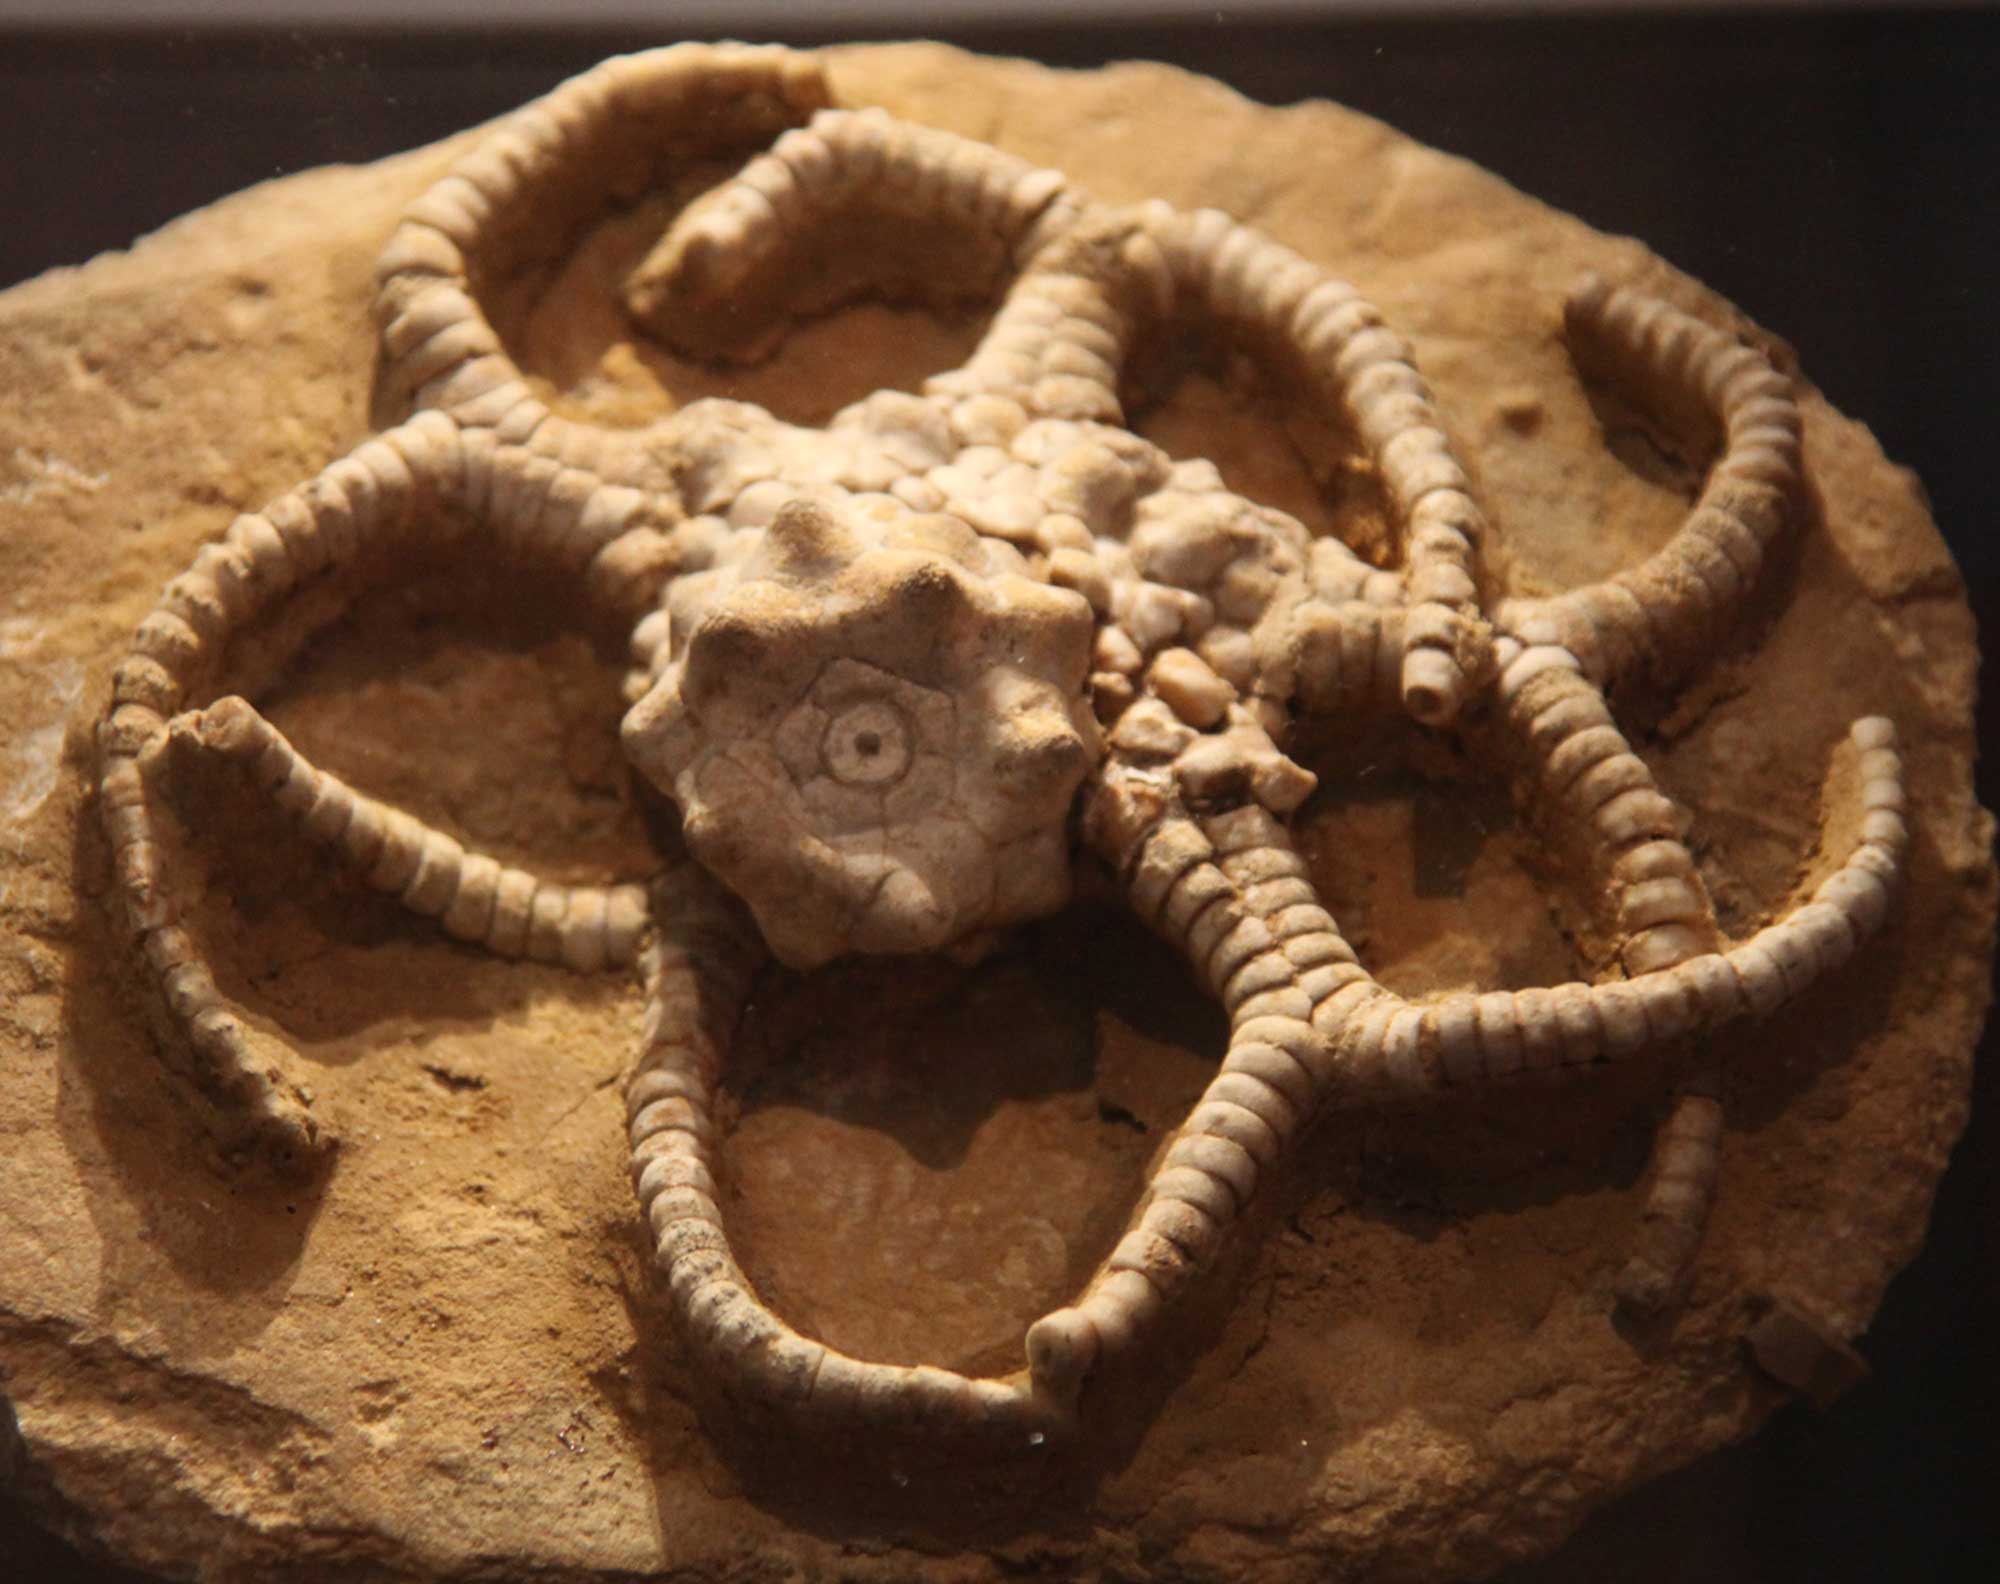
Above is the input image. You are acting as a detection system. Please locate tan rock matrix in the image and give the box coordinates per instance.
[1,40,1989,1584]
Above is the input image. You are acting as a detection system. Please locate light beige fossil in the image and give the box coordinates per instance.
[99,43,1910,1442]
[171,695,649,973]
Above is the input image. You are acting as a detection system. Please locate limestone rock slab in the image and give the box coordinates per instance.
[0,42,1990,1584]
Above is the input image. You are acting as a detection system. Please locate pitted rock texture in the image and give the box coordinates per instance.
[0,41,1990,1584]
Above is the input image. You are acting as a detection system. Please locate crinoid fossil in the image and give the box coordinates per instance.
[97,43,1909,1445]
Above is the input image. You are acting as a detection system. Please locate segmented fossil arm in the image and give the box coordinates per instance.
[1140,202,1490,727]
[98,412,670,1167]
[453,430,679,614]
[1495,275,1804,690]
[926,218,1167,424]
[170,698,648,972]
[1497,638,1725,979]
[374,42,830,486]
[1494,635,1737,1306]
[1619,1079,1726,1314]
[97,412,464,1167]
[622,102,1154,423]
[1271,580,1414,719]
[625,105,1084,340]
[1325,715,1905,1098]
[1027,788,1373,1399]
[627,866,1058,1439]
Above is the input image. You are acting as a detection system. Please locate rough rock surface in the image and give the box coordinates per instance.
[0,41,1989,1584]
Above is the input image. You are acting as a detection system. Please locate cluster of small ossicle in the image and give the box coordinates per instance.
[94,42,1910,1443]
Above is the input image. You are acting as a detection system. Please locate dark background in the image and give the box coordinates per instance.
[1,7,1994,1581]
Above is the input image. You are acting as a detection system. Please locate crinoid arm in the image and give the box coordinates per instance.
[100,413,461,1169]
[624,104,1086,365]
[1138,201,1492,728]
[164,697,647,973]
[1494,273,1804,692]
[373,42,830,486]
[625,863,1066,1442]
[98,413,671,1167]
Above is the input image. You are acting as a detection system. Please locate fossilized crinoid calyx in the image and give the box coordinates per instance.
[91,40,1928,1460]
[622,493,1101,966]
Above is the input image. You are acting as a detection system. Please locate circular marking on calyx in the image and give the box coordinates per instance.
[821,699,912,786]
